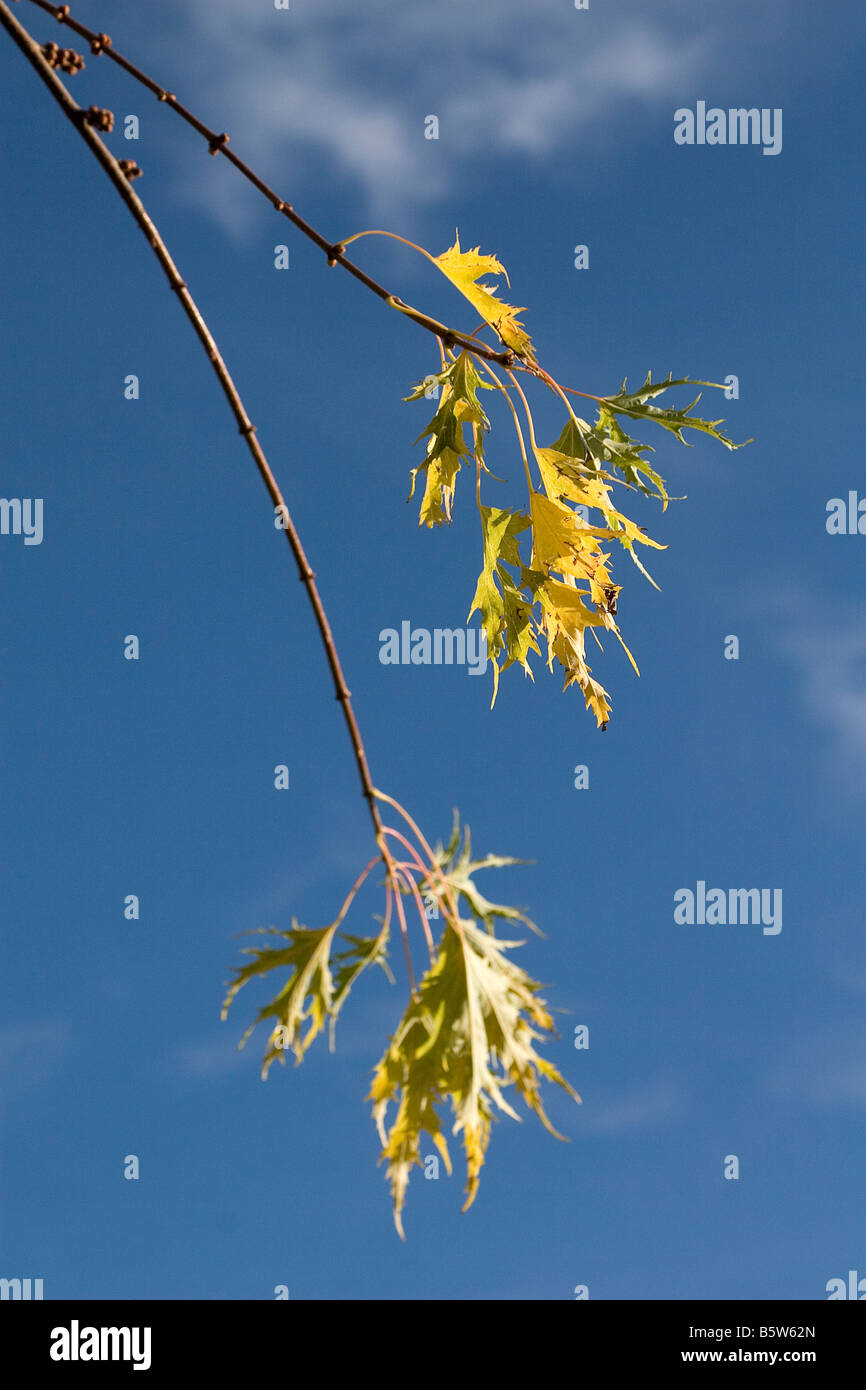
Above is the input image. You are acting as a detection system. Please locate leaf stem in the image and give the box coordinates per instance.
[331,855,384,932]
[373,790,462,930]
[478,362,535,495]
[389,865,436,966]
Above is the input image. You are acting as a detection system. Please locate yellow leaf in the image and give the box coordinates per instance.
[534,445,665,552]
[536,578,614,729]
[529,489,613,585]
[433,233,534,359]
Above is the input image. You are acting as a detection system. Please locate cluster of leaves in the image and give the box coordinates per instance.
[222,233,750,1236]
[370,818,577,1236]
[405,236,749,727]
[5,0,753,1244]
[223,813,577,1236]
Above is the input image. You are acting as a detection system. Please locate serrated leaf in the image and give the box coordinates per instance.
[467,505,532,703]
[535,578,614,729]
[533,442,665,588]
[498,566,540,684]
[424,812,538,935]
[410,446,462,526]
[554,415,671,507]
[223,919,390,1075]
[600,372,747,449]
[433,233,534,359]
[222,922,337,1075]
[529,488,616,588]
[409,351,491,526]
[369,913,578,1236]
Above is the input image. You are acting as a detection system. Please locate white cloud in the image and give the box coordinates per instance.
[128,0,750,230]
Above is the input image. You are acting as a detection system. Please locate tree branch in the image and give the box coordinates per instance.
[0,0,397,866]
[16,0,520,369]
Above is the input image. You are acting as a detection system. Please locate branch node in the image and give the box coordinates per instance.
[90,32,112,56]
[326,242,346,267]
[239,422,257,437]
[157,89,175,103]
[84,105,114,133]
[41,41,84,73]
[118,159,142,182]
[208,132,229,155]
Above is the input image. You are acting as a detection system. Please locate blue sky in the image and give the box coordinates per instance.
[1,0,865,1300]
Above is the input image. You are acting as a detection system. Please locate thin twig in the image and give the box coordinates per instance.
[17,0,520,369]
[0,0,421,969]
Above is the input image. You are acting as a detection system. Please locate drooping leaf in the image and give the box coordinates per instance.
[533,442,665,587]
[467,505,535,703]
[222,923,337,1075]
[223,920,390,1075]
[369,913,579,1236]
[529,488,616,590]
[533,575,613,726]
[410,447,462,527]
[408,350,491,526]
[497,566,540,685]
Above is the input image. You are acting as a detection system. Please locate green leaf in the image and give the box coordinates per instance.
[409,446,462,527]
[223,920,390,1074]
[423,811,539,935]
[467,505,533,703]
[599,372,748,449]
[498,567,540,684]
[222,923,337,1075]
[554,415,672,507]
[369,913,578,1236]
[408,351,491,526]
